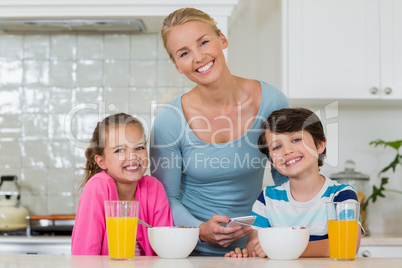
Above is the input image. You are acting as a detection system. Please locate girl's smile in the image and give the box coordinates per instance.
[124,163,141,172]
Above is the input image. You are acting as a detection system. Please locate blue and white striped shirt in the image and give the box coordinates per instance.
[251,177,363,241]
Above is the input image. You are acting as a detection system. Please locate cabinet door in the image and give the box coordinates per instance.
[380,0,402,99]
[284,0,381,99]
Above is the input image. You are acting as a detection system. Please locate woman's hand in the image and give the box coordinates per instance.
[199,215,253,248]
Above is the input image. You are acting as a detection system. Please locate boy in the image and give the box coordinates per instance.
[225,108,363,258]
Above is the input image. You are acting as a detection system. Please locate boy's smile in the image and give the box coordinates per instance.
[285,156,303,167]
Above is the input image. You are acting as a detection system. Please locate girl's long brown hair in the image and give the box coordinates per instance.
[79,113,144,191]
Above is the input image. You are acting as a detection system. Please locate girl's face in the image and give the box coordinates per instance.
[95,124,148,185]
[166,20,228,86]
[265,130,326,179]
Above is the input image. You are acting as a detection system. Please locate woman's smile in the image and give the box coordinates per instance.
[196,60,214,73]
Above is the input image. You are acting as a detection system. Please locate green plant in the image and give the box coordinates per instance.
[363,139,402,210]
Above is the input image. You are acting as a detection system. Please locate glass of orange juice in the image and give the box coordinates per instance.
[105,201,139,260]
[326,201,360,261]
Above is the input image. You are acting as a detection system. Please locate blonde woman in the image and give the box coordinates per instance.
[151,8,290,256]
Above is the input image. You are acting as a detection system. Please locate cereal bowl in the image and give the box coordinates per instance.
[258,227,310,260]
[148,227,199,258]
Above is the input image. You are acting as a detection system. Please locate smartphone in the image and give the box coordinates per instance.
[226,215,256,228]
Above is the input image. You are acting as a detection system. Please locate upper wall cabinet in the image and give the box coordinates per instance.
[282,0,402,100]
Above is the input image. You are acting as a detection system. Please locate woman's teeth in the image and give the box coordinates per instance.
[197,61,213,73]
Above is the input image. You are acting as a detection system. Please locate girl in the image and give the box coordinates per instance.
[151,7,290,256]
[71,113,173,256]
[226,108,364,257]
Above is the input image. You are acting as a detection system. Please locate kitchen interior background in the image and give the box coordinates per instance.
[0,0,401,235]
[228,0,402,236]
[0,32,194,215]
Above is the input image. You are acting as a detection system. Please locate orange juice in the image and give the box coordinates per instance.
[106,216,138,260]
[327,220,358,260]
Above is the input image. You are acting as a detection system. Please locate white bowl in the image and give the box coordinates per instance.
[148,227,199,258]
[258,227,310,260]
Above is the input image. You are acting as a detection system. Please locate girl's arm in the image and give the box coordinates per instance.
[71,175,115,255]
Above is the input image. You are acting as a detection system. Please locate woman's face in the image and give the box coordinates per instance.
[166,20,228,86]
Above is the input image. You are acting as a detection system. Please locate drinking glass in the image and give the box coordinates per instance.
[105,201,139,260]
[326,201,360,261]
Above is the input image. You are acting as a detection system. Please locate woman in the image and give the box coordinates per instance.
[150,7,290,256]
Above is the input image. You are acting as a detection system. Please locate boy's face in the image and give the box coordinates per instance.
[265,130,326,179]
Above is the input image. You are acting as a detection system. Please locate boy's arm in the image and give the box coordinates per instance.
[245,230,258,256]
[300,239,330,257]
[355,226,362,254]
[301,227,362,257]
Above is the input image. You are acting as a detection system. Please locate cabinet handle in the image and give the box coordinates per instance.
[362,250,371,257]
[370,87,378,94]
[384,87,392,94]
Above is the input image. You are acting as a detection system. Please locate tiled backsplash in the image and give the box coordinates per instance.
[0,32,194,215]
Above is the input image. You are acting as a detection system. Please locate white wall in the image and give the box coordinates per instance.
[228,0,402,235]
[228,0,282,88]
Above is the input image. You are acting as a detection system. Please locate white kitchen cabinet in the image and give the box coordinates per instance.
[282,0,402,100]
[358,235,402,258]
[358,246,402,258]
[0,236,71,255]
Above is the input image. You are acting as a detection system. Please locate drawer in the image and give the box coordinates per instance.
[358,245,402,258]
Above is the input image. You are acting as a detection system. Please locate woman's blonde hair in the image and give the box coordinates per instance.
[79,113,144,191]
[161,7,221,61]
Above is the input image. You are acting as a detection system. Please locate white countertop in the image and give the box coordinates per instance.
[0,255,402,268]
